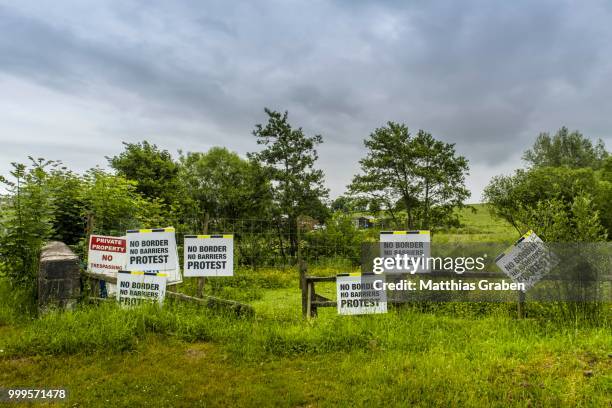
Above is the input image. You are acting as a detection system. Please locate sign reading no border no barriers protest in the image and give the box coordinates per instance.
[87,235,126,277]
[336,273,387,315]
[380,231,431,273]
[495,230,559,291]
[116,271,167,306]
[183,234,234,277]
[126,227,181,284]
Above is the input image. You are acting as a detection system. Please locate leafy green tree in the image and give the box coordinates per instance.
[178,147,272,231]
[0,158,55,286]
[601,156,612,183]
[349,122,469,230]
[483,166,612,237]
[47,167,86,245]
[80,169,167,237]
[330,195,368,213]
[523,127,608,169]
[107,141,179,205]
[249,108,329,256]
[303,212,362,264]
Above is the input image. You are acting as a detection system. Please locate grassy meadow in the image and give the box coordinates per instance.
[0,205,610,407]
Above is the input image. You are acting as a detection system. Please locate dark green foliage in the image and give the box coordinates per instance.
[80,168,170,237]
[108,141,180,205]
[178,147,272,231]
[330,195,368,213]
[302,213,362,264]
[349,122,470,230]
[523,127,608,169]
[484,166,611,238]
[0,158,55,287]
[485,131,611,323]
[48,167,86,245]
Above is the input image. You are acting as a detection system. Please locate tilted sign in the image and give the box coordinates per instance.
[380,231,431,273]
[116,271,167,307]
[126,227,181,284]
[495,230,559,290]
[336,273,387,315]
[183,234,234,277]
[87,235,126,277]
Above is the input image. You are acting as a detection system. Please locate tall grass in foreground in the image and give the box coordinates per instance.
[1,296,610,361]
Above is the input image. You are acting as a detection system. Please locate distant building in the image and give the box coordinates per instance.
[352,215,375,229]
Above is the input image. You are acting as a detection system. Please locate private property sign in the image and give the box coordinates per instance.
[87,235,126,276]
[336,273,387,315]
[183,234,234,277]
[116,270,167,306]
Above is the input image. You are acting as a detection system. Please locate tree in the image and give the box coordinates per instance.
[349,122,469,230]
[249,108,329,256]
[178,147,272,231]
[0,158,55,287]
[80,169,167,237]
[107,141,179,205]
[330,195,368,213]
[48,166,86,245]
[483,166,612,238]
[523,127,608,169]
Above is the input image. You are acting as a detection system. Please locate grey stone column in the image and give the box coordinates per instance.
[38,241,81,312]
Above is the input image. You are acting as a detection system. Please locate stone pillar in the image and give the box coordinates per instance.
[38,241,81,312]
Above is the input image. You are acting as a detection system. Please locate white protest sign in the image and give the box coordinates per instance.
[495,230,558,290]
[337,273,387,315]
[183,234,234,277]
[87,235,126,277]
[116,271,167,307]
[125,227,178,272]
[380,231,431,273]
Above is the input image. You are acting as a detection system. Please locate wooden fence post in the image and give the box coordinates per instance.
[197,213,210,298]
[300,261,308,318]
[517,290,526,319]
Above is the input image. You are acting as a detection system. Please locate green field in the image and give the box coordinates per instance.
[1,206,610,407]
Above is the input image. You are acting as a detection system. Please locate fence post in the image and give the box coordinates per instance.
[197,213,210,298]
[517,290,526,319]
[300,261,308,318]
[306,280,312,318]
[309,281,318,318]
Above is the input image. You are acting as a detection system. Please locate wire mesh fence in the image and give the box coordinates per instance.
[177,215,400,274]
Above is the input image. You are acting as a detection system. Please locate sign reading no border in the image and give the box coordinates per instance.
[380,231,431,273]
[495,230,558,290]
[116,271,167,306]
[126,227,178,272]
[183,234,233,277]
[337,273,387,315]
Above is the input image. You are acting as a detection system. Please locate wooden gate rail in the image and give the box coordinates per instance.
[82,271,254,316]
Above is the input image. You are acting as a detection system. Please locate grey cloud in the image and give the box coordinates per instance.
[1,0,611,199]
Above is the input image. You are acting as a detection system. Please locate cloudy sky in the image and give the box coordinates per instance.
[1,0,611,201]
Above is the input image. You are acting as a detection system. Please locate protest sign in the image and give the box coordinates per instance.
[336,273,387,315]
[116,271,167,306]
[125,227,178,272]
[87,235,126,277]
[380,231,431,273]
[183,235,233,277]
[495,230,558,290]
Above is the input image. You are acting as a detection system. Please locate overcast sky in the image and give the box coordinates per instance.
[1,0,611,201]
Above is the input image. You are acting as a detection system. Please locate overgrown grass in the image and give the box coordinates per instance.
[0,206,610,406]
[1,294,610,406]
